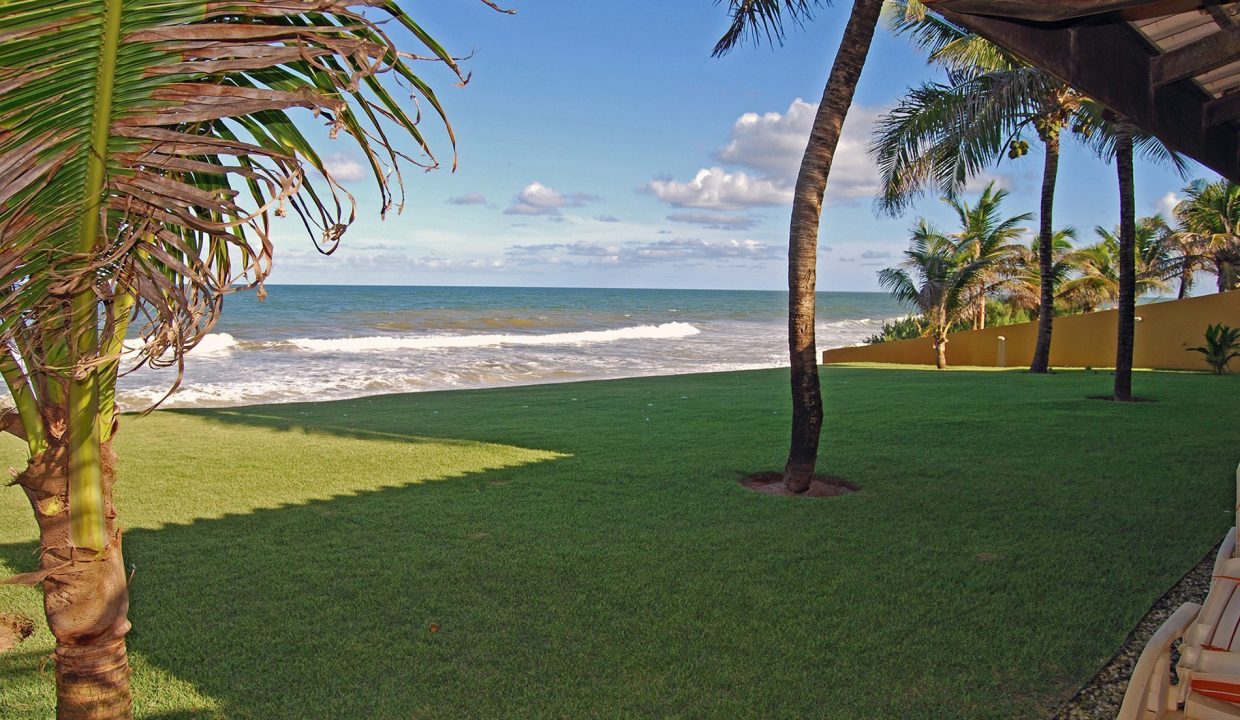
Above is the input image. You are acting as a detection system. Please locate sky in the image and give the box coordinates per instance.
[265,0,1218,292]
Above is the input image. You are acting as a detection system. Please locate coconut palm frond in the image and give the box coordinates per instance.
[711,0,829,56]
[0,0,466,393]
[884,0,1019,74]
[869,68,1056,216]
[1169,178,1240,292]
[877,266,922,311]
[1072,99,1189,178]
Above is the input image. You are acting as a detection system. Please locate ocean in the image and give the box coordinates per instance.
[117,286,907,409]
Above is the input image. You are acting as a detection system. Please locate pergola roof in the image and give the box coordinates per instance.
[923,0,1240,183]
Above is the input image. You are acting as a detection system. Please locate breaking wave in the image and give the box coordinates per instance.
[287,322,701,353]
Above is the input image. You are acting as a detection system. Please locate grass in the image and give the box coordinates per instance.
[0,365,1237,719]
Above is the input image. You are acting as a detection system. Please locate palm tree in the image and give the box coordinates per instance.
[941,182,1031,329]
[872,0,1081,374]
[1059,241,1121,314]
[1003,228,1079,318]
[874,2,1186,374]
[1112,119,1138,400]
[877,222,995,368]
[1173,178,1240,293]
[714,0,886,493]
[0,2,473,716]
[1165,229,1204,299]
[1058,218,1174,313]
[1071,104,1186,400]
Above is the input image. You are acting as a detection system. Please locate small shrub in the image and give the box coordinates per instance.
[1188,323,1240,375]
[865,315,926,344]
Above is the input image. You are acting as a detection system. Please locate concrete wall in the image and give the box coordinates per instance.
[822,291,1240,370]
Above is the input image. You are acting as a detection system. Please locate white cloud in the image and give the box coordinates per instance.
[717,99,885,198]
[341,251,504,271]
[504,181,601,216]
[644,99,885,211]
[963,172,1014,195]
[447,192,491,206]
[717,98,818,180]
[860,250,893,260]
[323,153,366,182]
[505,238,781,267]
[1157,191,1181,218]
[643,168,792,210]
[596,215,621,223]
[632,238,780,261]
[666,212,758,231]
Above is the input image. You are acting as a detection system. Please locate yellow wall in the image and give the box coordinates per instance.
[822,292,1240,370]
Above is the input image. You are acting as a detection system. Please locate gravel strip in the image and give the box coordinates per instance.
[1050,542,1220,719]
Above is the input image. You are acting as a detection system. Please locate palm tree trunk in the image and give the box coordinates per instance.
[1114,119,1137,401]
[934,334,948,369]
[1219,257,1238,292]
[16,439,132,719]
[1029,131,1060,373]
[782,0,885,494]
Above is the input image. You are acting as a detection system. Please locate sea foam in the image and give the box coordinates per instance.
[288,322,701,353]
[193,333,238,356]
[122,332,237,359]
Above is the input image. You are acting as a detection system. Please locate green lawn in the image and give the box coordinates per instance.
[1,366,1237,719]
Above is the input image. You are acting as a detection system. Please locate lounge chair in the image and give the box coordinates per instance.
[1118,464,1240,720]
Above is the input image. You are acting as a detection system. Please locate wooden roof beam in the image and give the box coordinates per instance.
[1205,91,1240,126]
[1152,24,1240,86]
[923,0,1168,22]
[927,7,1240,182]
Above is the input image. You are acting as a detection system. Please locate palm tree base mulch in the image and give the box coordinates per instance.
[0,612,34,653]
[1087,395,1157,403]
[739,472,859,497]
[1050,540,1219,719]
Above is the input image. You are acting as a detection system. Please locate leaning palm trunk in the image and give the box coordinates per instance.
[1030,131,1060,373]
[1114,119,1137,401]
[783,0,885,493]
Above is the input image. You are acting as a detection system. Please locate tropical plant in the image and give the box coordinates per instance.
[940,182,1030,329]
[1188,323,1240,374]
[1002,228,1078,318]
[1071,103,1187,400]
[873,0,1079,374]
[714,0,885,493]
[873,1,1185,374]
[864,300,1029,345]
[1164,225,1204,299]
[1173,178,1240,293]
[1056,217,1175,313]
[0,1,476,716]
[864,315,926,344]
[877,220,997,368]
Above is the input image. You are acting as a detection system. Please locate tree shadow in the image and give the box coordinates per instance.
[4,459,598,719]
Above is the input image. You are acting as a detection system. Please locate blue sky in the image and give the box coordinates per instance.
[268,0,1215,291]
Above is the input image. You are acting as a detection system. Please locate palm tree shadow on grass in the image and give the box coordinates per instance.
[2,459,588,719]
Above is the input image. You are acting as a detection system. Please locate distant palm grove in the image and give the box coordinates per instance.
[867,178,1240,360]
[862,1,1239,370]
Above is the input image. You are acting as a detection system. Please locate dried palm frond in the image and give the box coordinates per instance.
[0,0,475,405]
